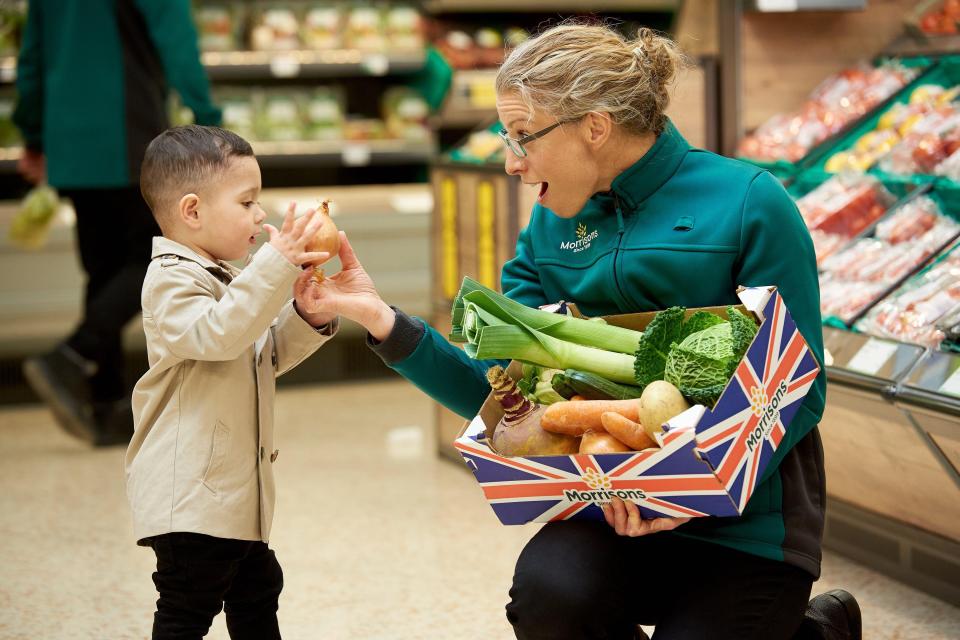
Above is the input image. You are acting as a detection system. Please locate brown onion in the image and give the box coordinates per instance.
[305,200,340,257]
[305,200,339,279]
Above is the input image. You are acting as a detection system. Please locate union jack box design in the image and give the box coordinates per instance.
[453,286,821,525]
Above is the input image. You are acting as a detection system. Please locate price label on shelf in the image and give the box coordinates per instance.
[361,54,390,76]
[341,144,372,166]
[938,367,960,398]
[845,338,898,376]
[270,55,301,78]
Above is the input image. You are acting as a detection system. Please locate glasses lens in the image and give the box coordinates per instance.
[499,130,526,158]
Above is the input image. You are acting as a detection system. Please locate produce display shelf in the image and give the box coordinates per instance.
[737,56,938,182]
[0,57,13,83]
[885,33,960,60]
[251,139,436,168]
[819,184,960,329]
[803,57,960,185]
[0,147,18,173]
[0,141,437,173]
[201,49,427,81]
[423,0,678,11]
[0,51,428,84]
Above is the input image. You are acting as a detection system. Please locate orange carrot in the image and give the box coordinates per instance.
[570,395,587,402]
[541,399,640,436]
[579,429,632,454]
[600,412,659,450]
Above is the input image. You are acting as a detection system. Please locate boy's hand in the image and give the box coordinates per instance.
[264,202,331,267]
[292,231,396,339]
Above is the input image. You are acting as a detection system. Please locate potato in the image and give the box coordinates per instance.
[638,380,690,440]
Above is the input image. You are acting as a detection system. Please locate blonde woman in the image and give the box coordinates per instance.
[302,23,861,640]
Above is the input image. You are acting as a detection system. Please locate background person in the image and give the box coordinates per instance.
[14,0,222,445]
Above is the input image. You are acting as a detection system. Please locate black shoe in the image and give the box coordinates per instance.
[22,344,97,443]
[91,398,134,447]
[796,589,862,640]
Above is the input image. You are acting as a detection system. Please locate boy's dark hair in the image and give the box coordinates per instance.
[140,125,254,224]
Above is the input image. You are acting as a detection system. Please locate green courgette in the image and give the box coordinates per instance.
[551,369,644,401]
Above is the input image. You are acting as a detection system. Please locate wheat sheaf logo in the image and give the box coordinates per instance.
[576,222,588,239]
[582,467,612,490]
[750,386,769,417]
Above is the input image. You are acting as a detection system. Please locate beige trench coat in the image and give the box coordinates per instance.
[125,237,336,543]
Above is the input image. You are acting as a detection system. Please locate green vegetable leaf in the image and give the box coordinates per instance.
[677,382,728,407]
[680,311,726,341]
[728,307,760,363]
[665,321,741,407]
[634,306,685,387]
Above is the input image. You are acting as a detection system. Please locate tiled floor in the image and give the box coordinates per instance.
[1,379,957,640]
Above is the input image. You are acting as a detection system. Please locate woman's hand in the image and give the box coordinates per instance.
[601,497,690,537]
[293,231,396,339]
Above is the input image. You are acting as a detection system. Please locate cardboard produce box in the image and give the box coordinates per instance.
[453,286,821,525]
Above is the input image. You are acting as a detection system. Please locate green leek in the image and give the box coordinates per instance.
[451,278,642,354]
[449,278,641,384]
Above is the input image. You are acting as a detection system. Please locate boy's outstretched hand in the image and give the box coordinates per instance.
[265,202,331,267]
[293,231,396,339]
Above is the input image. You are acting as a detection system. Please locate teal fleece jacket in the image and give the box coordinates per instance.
[13,0,221,189]
[370,122,827,577]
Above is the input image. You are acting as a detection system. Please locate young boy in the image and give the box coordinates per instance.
[125,125,337,639]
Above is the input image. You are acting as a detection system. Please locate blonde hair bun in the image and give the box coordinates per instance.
[495,23,685,135]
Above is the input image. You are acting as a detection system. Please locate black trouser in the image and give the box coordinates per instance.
[60,187,159,402]
[147,532,284,640]
[506,521,814,640]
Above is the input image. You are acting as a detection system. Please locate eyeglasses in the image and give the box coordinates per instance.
[498,121,565,158]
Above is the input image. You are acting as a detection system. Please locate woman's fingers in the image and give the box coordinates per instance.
[623,500,644,536]
[338,232,362,268]
[604,497,690,537]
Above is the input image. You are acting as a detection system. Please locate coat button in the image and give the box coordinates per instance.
[270,449,279,463]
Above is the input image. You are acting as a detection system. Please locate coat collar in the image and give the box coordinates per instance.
[151,236,240,281]
[608,119,691,211]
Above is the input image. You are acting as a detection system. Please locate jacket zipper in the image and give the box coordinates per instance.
[611,192,631,311]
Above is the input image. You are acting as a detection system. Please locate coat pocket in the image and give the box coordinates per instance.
[201,420,230,495]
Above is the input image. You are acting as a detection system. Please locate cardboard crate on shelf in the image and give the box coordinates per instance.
[452,286,821,525]
[430,162,536,306]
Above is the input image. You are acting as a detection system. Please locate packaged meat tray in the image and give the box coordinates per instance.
[854,243,960,348]
[794,174,895,264]
[819,193,960,324]
[737,61,918,164]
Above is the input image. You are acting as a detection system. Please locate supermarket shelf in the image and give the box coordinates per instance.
[0,57,13,83]
[0,183,432,355]
[201,49,426,81]
[0,147,19,173]
[0,50,428,84]
[433,108,495,128]
[424,0,678,11]
[0,141,438,173]
[251,139,436,168]
[883,33,960,60]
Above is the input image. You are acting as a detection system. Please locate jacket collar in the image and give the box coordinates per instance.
[608,119,690,211]
[151,236,240,281]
